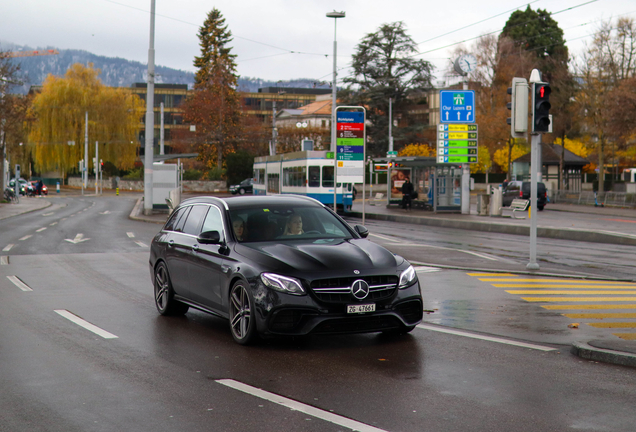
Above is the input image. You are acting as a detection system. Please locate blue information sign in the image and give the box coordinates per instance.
[337,112,364,123]
[440,90,476,123]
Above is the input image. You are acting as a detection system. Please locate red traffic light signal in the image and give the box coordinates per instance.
[532,82,551,133]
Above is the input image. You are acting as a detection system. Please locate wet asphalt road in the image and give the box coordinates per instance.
[1,196,636,431]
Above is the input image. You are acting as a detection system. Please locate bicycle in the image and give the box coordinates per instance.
[3,187,19,203]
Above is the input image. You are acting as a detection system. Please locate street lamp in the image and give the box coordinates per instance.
[326,10,345,153]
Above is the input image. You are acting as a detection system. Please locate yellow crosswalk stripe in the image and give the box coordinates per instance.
[542,304,636,310]
[613,333,636,340]
[563,313,636,319]
[493,284,636,288]
[588,322,636,328]
[522,297,636,302]
[508,290,636,295]
[480,278,636,284]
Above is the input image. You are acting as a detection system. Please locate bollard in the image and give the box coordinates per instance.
[56,181,60,193]
[116,187,119,196]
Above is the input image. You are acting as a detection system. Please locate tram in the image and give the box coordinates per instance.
[252,150,355,211]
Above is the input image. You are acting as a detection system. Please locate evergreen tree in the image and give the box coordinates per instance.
[185,8,243,173]
[343,22,434,157]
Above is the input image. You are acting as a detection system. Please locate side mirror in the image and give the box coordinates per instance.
[198,230,222,244]
[354,225,369,238]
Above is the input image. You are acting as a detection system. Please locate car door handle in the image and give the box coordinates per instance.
[192,244,199,252]
[168,240,175,247]
[221,264,230,274]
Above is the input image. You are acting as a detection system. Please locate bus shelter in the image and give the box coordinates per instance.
[371,156,463,212]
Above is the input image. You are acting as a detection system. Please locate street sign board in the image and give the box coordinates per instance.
[336,108,365,183]
[437,156,477,163]
[436,122,479,164]
[440,90,476,123]
[438,124,477,132]
[387,151,398,157]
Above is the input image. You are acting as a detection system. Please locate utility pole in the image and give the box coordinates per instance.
[388,98,393,153]
[160,102,164,155]
[270,101,277,156]
[95,141,99,195]
[461,79,470,214]
[144,0,156,215]
[84,111,88,196]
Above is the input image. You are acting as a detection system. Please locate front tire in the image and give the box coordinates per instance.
[538,205,545,211]
[229,281,257,345]
[239,188,246,195]
[154,262,189,316]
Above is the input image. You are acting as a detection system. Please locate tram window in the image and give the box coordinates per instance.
[309,166,320,187]
[322,166,334,187]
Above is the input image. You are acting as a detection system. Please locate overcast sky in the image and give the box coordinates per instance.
[3,0,635,85]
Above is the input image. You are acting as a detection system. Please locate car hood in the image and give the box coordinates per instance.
[235,238,402,275]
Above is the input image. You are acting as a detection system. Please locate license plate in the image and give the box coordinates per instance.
[347,304,375,314]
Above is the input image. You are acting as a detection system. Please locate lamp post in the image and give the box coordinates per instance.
[326,11,345,153]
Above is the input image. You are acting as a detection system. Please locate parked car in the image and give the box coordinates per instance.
[149,195,423,345]
[502,181,547,210]
[229,178,253,195]
[29,180,48,196]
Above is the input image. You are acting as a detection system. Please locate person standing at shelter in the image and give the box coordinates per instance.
[401,177,414,210]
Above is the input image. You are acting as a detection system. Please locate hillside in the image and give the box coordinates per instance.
[1,41,330,94]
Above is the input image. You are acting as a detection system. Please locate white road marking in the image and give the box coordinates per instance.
[459,250,499,261]
[54,310,118,339]
[42,212,54,216]
[417,324,556,351]
[50,222,58,226]
[3,244,14,252]
[65,233,90,244]
[216,379,388,432]
[7,275,32,292]
[99,211,111,214]
[19,235,32,241]
[61,217,68,221]
[1,256,8,265]
[36,227,47,232]
[380,241,501,262]
[127,232,135,238]
[414,266,441,273]
[135,241,148,248]
[369,233,401,243]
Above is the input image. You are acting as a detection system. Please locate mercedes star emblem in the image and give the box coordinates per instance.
[351,279,370,300]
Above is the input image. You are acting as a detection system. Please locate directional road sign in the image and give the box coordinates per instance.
[440,90,476,123]
[436,122,479,164]
[336,109,365,183]
[437,156,477,163]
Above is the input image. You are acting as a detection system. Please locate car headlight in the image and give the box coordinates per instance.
[398,265,417,289]
[261,273,305,295]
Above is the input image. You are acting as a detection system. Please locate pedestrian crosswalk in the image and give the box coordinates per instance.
[467,272,636,341]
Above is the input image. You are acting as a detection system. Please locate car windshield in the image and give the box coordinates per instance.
[229,204,353,243]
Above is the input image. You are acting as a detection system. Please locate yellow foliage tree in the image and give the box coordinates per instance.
[471,146,492,174]
[29,63,144,176]
[398,143,434,157]
[493,143,529,173]
[553,137,591,158]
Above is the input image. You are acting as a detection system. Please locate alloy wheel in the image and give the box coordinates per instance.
[230,283,252,342]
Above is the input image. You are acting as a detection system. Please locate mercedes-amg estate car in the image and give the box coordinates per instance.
[149,195,423,345]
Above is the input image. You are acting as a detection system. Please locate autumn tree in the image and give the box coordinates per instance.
[343,22,434,157]
[275,126,330,154]
[184,8,243,174]
[28,63,143,178]
[0,50,24,192]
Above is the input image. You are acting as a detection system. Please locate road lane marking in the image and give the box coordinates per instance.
[42,212,54,216]
[542,304,636,310]
[49,222,57,226]
[380,240,501,261]
[494,284,636,288]
[36,227,47,232]
[613,333,636,340]
[7,276,32,292]
[19,235,32,241]
[61,218,67,221]
[508,290,636,295]
[3,244,14,252]
[134,241,148,248]
[126,232,135,238]
[414,266,441,273]
[65,233,90,244]
[417,324,556,351]
[0,256,8,265]
[522,297,636,302]
[480,278,636,284]
[369,233,401,243]
[54,310,118,339]
[216,379,388,432]
[564,313,636,319]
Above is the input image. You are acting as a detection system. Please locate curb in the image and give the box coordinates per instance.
[0,200,52,221]
[128,197,166,224]
[571,341,636,368]
[349,211,636,246]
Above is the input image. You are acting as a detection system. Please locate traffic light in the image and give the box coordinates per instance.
[507,77,528,138]
[532,82,551,133]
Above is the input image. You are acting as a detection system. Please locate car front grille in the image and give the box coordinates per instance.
[312,315,402,334]
[309,275,398,304]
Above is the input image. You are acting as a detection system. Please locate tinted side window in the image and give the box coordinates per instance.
[173,207,191,233]
[322,166,334,187]
[164,207,189,232]
[201,206,225,241]
[183,205,208,236]
[308,166,320,187]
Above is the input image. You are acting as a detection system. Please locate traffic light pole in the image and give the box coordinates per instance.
[527,132,540,270]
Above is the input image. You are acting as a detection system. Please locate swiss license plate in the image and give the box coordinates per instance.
[347,303,376,314]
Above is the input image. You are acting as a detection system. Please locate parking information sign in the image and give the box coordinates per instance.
[440,90,475,123]
[336,109,365,183]
[437,123,478,164]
